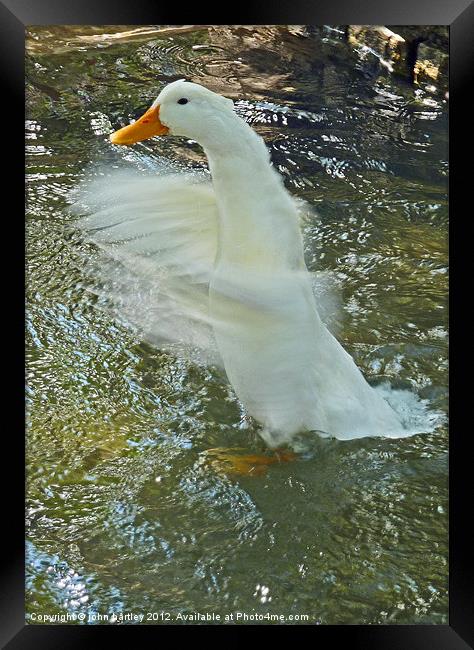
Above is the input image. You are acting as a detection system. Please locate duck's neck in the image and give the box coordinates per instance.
[200,114,306,272]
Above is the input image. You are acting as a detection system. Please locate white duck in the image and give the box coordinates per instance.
[79,80,407,451]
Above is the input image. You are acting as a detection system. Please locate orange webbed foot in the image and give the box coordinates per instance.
[203,447,297,476]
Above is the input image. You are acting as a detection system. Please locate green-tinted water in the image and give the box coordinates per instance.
[26,26,448,624]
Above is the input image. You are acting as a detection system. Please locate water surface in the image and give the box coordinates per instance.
[26,25,448,624]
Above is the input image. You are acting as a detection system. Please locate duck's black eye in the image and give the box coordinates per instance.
[177,98,188,105]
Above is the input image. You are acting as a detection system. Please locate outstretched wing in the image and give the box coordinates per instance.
[71,167,223,367]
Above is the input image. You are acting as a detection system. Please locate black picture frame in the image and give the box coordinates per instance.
[3,0,473,646]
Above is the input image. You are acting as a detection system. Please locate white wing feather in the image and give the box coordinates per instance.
[72,168,223,367]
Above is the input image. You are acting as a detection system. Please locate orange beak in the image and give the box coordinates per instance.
[109,104,169,145]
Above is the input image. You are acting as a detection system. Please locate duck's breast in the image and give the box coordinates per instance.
[209,268,328,437]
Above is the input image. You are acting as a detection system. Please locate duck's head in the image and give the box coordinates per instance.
[110,80,235,147]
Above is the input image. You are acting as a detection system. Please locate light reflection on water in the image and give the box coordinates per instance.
[26,25,447,624]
